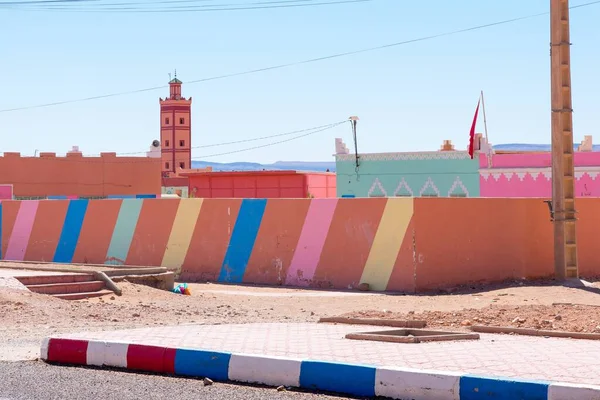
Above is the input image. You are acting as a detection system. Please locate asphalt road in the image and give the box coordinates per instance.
[0,361,365,400]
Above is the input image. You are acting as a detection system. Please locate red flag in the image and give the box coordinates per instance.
[468,99,481,159]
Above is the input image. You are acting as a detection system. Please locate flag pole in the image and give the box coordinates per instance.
[480,90,492,168]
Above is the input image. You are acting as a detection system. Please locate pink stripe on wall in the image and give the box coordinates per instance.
[0,185,13,200]
[285,199,338,287]
[5,201,40,261]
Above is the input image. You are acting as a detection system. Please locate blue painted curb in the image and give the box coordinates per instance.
[42,337,600,400]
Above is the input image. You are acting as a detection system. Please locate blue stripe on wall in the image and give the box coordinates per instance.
[217,199,267,283]
[135,194,157,199]
[104,199,143,265]
[53,200,89,263]
[459,376,549,400]
[174,349,231,381]
[48,196,68,200]
[299,361,376,398]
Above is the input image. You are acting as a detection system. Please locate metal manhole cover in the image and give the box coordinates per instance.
[345,329,480,343]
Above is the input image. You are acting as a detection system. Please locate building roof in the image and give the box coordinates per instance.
[169,78,183,84]
[494,143,600,152]
[180,170,334,178]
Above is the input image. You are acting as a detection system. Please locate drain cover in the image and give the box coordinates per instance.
[345,328,480,343]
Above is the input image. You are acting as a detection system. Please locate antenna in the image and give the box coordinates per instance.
[349,116,360,169]
[174,69,177,79]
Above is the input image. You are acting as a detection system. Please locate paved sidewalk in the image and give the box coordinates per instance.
[43,323,600,399]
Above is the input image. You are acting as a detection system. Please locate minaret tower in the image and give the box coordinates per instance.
[159,71,192,177]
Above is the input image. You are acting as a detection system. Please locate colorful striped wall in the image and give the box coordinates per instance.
[3,198,600,292]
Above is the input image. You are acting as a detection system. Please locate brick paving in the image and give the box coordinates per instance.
[52,322,600,386]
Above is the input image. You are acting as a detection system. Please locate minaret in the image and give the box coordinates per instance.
[159,71,192,177]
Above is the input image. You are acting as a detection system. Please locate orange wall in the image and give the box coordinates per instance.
[3,197,599,292]
[0,153,160,197]
[412,198,554,290]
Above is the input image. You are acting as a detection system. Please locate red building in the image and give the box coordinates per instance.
[180,170,336,198]
[160,74,192,178]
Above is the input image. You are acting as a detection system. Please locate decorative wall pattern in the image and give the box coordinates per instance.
[4,198,600,292]
[480,168,600,197]
[366,176,469,197]
[335,151,471,162]
[336,152,480,198]
[0,198,414,291]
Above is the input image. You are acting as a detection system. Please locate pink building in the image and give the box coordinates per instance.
[479,135,600,197]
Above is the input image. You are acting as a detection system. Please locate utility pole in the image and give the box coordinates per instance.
[550,0,578,280]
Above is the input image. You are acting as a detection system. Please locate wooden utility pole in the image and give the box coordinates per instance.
[550,0,578,280]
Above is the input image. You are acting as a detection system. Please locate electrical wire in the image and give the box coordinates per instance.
[0,0,341,5]
[0,0,370,12]
[191,120,346,159]
[3,120,347,162]
[116,121,345,155]
[2,0,599,113]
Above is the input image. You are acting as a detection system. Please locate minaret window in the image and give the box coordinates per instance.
[165,162,170,169]
[165,118,170,124]
[179,162,185,169]
[165,140,170,147]
[179,140,185,147]
[179,117,185,124]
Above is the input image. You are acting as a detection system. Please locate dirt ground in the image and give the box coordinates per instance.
[339,304,600,333]
[2,276,600,360]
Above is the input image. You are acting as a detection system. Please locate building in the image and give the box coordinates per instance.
[160,74,192,178]
[335,138,480,198]
[0,147,160,199]
[180,170,336,198]
[481,135,600,197]
[334,135,600,198]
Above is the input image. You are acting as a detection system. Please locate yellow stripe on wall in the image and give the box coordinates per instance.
[360,197,413,291]
[161,199,204,271]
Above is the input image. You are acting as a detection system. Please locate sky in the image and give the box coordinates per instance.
[0,0,599,163]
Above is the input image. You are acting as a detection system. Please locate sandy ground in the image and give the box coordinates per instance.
[2,275,600,361]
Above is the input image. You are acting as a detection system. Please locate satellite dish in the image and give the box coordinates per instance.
[152,140,160,148]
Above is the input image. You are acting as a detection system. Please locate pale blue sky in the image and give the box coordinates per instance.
[0,0,599,163]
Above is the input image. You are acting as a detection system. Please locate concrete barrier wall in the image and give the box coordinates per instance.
[2,198,599,292]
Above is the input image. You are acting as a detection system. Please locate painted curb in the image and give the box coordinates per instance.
[41,337,600,400]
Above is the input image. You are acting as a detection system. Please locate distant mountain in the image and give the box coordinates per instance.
[191,160,336,172]
[192,144,599,171]
[493,143,600,152]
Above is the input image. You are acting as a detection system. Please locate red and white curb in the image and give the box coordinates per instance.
[41,337,600,399]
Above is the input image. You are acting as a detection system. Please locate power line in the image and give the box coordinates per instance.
[1,0,599,113]
[0,0,370,12]
[7,120,347,161]
[116,121,345,155]
[191,121,346,159]
[0,0,94,4]
[0,0,326,5]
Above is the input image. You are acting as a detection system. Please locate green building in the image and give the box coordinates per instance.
[334,139,480,198]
